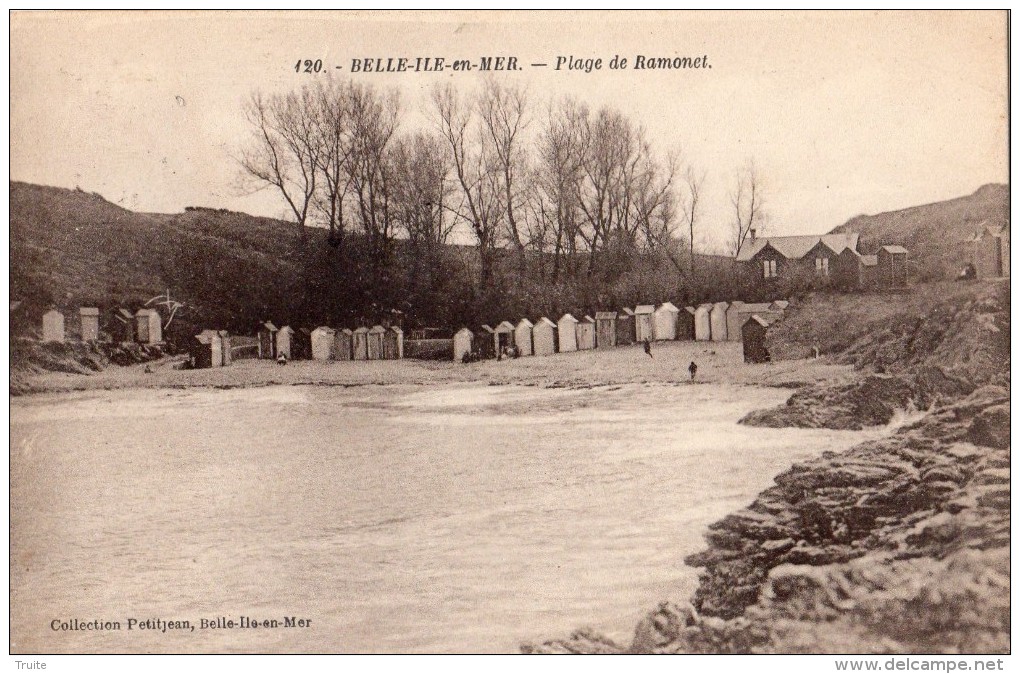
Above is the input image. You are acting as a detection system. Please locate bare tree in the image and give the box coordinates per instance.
[730,160,766,256]
[391,131,453,248]
[431,83,503,287]
[479,80,530,277]
[312,78,354,248]
[240,87,320,244]
[683,166,706,287]
[345,83,401,268]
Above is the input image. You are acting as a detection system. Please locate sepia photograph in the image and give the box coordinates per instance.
[8,9,1011,662]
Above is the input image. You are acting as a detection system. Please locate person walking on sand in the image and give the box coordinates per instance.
[688,360,698,380]
[643,337,653,358]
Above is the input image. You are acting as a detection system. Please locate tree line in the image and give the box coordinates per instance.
[239,77,769,330]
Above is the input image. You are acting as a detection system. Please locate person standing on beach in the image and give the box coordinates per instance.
[689,361,698,380]
[643,338,653,358]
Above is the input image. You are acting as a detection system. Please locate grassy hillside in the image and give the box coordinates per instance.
[829,183,1008,280]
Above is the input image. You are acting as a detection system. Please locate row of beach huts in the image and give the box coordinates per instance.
[452,299,790,363]
[32,306,163,345]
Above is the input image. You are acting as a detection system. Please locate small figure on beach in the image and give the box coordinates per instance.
[643,338,653,358]
[688,361,698,380]
[277,352,288,366]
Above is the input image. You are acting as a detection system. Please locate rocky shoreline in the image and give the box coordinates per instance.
[523,383,1009,654]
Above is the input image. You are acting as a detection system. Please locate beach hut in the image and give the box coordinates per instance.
[198,329,223,367]
[616,307,635,345]
[532,317,557,356]
[724,301,746,341]
[334,328,354,361]
[352,327,370,360]
[384,326,404,360]
[218,330,232,366]
[710,302,729,341]
[557,314,579,352]
[257,321,278,359]
[276,326,295,359]
[311,327,336,361]
[694,304,712,341]
[495,321,516,355]
[453,327,474,362]
[653,302,680,341]
[367,325,386,360]
[515,319,535,356]
[190,332,217,369]
[42,309,65,343]
[477,325,496,359]
[79,307,100,342]
[634,305,655,343]
[878,245,908,287]
[576,315,596,350]
[678,307,696,340]
[595,312,617,348]
[135,308,162,344]
[115,308,136,343]
[742,315,776,364]
[292,328,313,360]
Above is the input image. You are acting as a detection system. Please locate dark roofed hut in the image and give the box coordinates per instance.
[616,308,635,345]
[477,325,496,359]
[742,315,776,364]
[190,332,216,369]
[384,326,403,360]
[595,312,617,348]
[334,328,354,361]
[677,307,696,340]
[878,245,908,288]
[257,321,278,359]
[292,328,313,360]
[494,321,516,354]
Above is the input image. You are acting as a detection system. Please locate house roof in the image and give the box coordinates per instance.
[771,300,790,309]
[736,232,860,262]
[495,321,515,332]
[261,321,277,331]
[634,305,655,314]
[594,311,617,319]
[479,324,495,333]
[656,302,679,313]
[712,301,729,310]
[881,245,908,254]
[278,325,294,333]
[455,327,473,336]
[369,325,386,334]
[353,326,369,334]
[557,313,578,324]
[312,326,336,334]
[80,307,99,316]
[390,326,403,334]
[582,315,595,323]
[619,307,635,316]
[534,317,556,328]
[861,255,878,267]
[684,306,696,314]
[339,328,353,335]
[516,318,534,328]
[117,308,135,320]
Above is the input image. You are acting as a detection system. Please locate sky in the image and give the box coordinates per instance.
[10,10,1009,251]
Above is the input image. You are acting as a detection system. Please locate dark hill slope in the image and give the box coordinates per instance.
[829,183,1008,280]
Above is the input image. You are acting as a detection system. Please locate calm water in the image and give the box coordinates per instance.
[11,383,878,653]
